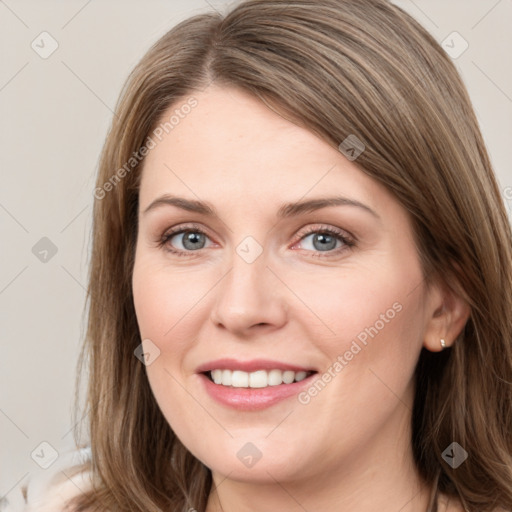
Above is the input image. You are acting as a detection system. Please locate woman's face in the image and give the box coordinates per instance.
[132,84,438,485]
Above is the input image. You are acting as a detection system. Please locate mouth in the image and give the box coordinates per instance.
[196,359,319,410]
[203,368,317,388]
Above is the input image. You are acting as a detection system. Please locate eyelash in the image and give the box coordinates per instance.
[157,222,356,258]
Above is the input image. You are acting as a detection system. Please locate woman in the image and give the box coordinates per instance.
[5,0,511,510]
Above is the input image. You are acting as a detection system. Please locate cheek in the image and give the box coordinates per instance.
[132,259,209,451]
[143,361,215,468]
[289,261,416,354]
[290,269,425,453]
[132,257,205,348]
[293,253,426,409]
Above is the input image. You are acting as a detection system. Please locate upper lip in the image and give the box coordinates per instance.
[196,358,317,373]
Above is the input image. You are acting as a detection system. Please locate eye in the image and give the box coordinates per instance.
[157,223,356,258]
[293,225,356,257]
[158,223,213,256]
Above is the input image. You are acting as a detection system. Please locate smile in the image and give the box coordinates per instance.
[207,369,315,388]
[196,359,319,410]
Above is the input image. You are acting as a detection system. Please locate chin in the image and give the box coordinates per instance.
[188,436,311,483]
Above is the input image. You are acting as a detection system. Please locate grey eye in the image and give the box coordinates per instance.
[301,232,340,252]
[173,231,208,251]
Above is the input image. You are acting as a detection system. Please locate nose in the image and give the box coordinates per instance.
[209,249,288,337]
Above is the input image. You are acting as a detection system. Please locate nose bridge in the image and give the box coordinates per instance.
[210,238,287,332]
[221,243,271,312]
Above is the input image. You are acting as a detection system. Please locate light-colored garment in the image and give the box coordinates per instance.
[0,446,92,512]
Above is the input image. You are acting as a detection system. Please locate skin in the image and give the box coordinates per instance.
[132,84,470,512]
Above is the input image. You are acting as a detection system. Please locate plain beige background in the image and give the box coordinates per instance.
[1,0,511,497]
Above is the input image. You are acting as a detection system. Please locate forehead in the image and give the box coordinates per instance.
[138,85,389,213]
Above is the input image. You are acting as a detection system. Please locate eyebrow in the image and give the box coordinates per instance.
[142,194,380,219]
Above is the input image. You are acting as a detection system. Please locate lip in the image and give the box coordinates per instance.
[195,358,316,373]
[196,359,318,411]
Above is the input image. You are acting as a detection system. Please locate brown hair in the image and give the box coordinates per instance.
[69,0,512,510]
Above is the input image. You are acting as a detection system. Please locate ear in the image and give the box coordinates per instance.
[422,277,471,352]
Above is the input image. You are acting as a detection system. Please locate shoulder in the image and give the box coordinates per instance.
[0,445,92,512]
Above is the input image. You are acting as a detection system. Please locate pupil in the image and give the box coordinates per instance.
[183,232,204,250]
[314,233,336,251]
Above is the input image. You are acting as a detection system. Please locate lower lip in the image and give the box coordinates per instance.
[199,373,316,411]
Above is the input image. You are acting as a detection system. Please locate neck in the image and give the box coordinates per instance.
[206,458,432,512]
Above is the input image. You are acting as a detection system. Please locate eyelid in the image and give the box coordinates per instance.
[290,224,356,257]
[158,222,356,257]
[293,223,356,244]
[158,222,214,254]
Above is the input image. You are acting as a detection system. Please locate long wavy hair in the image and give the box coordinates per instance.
[68,0,512,510]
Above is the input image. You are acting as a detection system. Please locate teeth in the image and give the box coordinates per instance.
[232,370,249,387]
[208,369,312,388]
[282,370,295,384]
[212,369,222,384]
[295,371,307,382]
[222,369,232,386]
[249,370,267,388]
[268,369,283,386]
